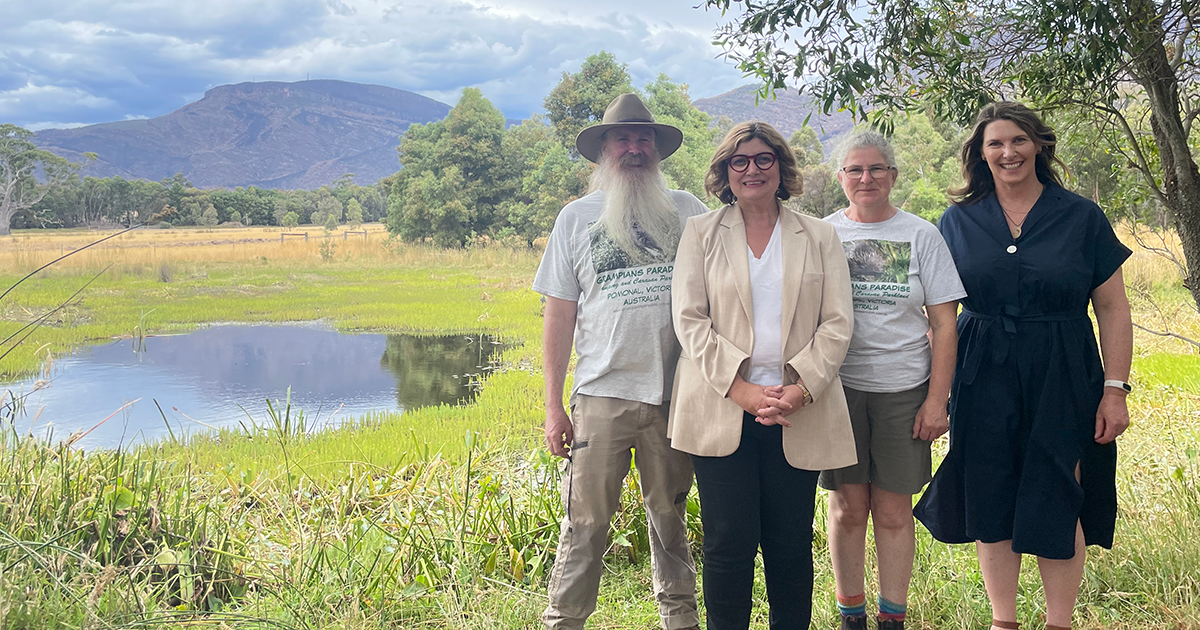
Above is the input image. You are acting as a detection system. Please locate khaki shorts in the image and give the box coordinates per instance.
[818,382,932,495]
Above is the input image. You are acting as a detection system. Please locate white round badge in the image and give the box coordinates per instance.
[1006,245,1018,254]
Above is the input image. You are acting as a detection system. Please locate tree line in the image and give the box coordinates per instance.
[19,172,386,231]
[379,51,1150,246]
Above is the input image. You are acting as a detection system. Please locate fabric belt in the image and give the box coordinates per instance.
[958,307,1088,385]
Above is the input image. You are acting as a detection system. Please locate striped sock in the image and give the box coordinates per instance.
[837,593,866,618]
[878,595,907,621]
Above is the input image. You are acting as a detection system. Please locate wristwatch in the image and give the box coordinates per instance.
[796,381,814,405]
[1103,379,1133,393]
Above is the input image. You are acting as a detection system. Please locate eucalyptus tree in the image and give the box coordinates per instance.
[789,126,825,168]
[387,88,509,245]
[643,74,720,202]
[0,124,86,235]
[543,51,635,151]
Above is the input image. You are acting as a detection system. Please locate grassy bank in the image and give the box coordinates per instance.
[0,225,1196,628]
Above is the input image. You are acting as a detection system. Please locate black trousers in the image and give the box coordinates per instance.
[691,413,820,630]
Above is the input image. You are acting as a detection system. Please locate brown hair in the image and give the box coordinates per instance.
[705,121,803,205]
[950,101,1067,206]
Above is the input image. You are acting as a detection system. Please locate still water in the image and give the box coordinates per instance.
[5,324,509,449]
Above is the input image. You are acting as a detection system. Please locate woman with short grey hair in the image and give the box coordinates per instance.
[820,129,966,630]
[833,130,897,174]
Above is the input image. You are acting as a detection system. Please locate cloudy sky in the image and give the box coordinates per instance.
[1,0,753,131]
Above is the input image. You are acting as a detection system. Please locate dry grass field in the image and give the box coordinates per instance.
[0,224,395,271]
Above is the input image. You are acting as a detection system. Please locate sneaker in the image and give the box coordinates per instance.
[877,617,904,630]
[839,615,867,630]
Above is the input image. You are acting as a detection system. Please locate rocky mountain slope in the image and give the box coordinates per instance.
[33,80,450,189]
[693,84,856,148]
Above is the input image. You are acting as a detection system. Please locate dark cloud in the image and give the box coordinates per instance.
[2,0,747,130]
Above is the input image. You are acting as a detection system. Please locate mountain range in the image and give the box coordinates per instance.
[32,80,852,190]
[692,85,855,148]
[33,80,450,190]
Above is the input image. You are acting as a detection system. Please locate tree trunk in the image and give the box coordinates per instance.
[0,202,13,236]
[0,166,16,237]
[1128,3,1200,309]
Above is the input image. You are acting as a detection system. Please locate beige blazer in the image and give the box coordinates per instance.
[668,203,857,470]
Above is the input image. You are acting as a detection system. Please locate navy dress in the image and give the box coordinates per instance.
[913,185,1131,559]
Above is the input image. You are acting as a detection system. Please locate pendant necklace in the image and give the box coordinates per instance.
[1001,206,1029,239]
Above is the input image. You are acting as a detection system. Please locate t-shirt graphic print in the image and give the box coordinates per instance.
[844,239,912,311]
[588,221,675,309]
[824,209,966,392]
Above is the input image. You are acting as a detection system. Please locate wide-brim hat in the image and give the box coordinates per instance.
[575,93,684,164]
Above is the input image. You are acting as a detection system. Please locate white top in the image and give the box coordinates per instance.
[746,219,784,386]
[532,189,710,404]
[823,208,967,392]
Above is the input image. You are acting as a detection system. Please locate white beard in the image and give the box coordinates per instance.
[588,151,682,266]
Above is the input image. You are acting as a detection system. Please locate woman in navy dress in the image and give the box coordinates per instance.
[913,102,1133,630]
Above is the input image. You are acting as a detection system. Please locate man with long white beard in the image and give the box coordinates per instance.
[534,93,708,630]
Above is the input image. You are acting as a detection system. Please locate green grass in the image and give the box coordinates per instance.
[1134,352,1200,394]
[0,237,1197,628]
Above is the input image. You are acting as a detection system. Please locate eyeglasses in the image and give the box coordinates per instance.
[728,152,777,172]
[840,165,895,179]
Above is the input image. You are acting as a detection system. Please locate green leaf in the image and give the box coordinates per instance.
[401,580,429,597]
[484,548,497,575]
[109,485,135,511]
[154,547,179,568]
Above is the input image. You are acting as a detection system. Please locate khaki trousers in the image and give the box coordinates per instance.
[542,395,698,630]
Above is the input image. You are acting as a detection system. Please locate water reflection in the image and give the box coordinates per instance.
[4,324,510,449]
[379,334,494,408]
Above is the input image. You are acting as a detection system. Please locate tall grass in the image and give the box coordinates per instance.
[0,426,571,628]
[0,430,249,628]
[0,226,391,270]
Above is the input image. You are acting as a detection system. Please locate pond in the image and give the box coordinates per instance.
[3,324,511,449]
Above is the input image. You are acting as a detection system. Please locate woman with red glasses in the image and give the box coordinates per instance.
[668,121,856,629]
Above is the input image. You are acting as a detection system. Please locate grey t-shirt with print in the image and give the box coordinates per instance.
[533,189,709,406]
[824,208,966,393]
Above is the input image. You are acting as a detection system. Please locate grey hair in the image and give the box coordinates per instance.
[834,130,896,169]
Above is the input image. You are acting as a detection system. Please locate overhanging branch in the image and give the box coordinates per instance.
[1133,322,1200,349]
[1132,225,1191,281]
[1093,102,1171,205]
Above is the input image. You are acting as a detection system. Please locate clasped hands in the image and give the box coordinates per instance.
[729,378,808,428]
